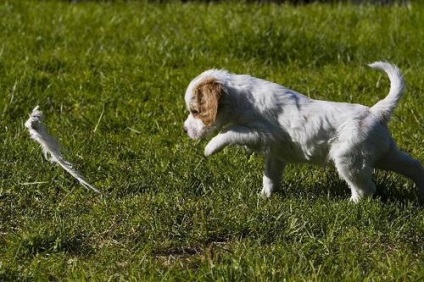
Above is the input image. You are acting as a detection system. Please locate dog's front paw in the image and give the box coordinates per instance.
[261,175,273,198]
[260,187,272,198]
[204,136,226,157]
[204,143,216,157]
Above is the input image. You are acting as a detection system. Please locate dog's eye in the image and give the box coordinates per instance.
[190,109,199,116]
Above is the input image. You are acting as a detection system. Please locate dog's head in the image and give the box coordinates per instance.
[183,72,227,139]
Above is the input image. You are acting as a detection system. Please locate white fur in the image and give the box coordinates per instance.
[25,106,100,194]
[183,62,424,202]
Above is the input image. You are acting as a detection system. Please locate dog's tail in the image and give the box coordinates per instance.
[369,61,405,123]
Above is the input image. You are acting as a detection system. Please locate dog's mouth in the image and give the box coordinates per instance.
[185,124,217,140]
[187,128,208,140]
[187,131,202,140]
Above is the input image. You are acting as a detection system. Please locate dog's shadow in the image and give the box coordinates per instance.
[282,166,423,207]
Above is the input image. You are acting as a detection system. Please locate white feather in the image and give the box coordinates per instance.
[25,106,100,194]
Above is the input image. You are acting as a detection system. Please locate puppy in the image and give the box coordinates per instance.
[183,62,424,202]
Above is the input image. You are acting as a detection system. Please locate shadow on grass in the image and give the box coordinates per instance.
[0,268,23,282]
[282,168,423,207]
[13,232,95,260]
[151,235,234,269]
[373,172,424,207]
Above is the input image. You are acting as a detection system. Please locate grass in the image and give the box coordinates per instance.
[1,1,424,280]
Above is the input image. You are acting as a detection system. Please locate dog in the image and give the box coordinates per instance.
[183,62,424,202]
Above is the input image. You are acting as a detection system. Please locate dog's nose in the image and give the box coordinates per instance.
[183,125,187,133]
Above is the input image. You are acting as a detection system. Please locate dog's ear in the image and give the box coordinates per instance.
[194,77,224,127]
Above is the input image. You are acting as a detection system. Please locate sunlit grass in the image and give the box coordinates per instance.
[0,1,423,280]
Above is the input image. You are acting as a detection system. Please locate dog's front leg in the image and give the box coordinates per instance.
[204,125,261,157]
[261,155,286,198]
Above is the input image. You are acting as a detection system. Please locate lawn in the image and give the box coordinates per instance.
[0,1,423,280]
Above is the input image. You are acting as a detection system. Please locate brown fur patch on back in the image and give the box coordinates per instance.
[194,77,224,127]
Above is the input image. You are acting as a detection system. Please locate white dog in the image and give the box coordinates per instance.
[183,62,424,202]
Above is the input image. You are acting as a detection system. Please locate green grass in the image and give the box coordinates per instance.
[1,1,424,280]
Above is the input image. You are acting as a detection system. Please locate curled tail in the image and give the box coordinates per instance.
[369,61,405,123]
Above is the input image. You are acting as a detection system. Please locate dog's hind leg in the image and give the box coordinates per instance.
[334,155,377,202]
[261,155,286,198]
[375,148,424,200]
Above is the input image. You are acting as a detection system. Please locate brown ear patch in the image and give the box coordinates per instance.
[194,77,224,127]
